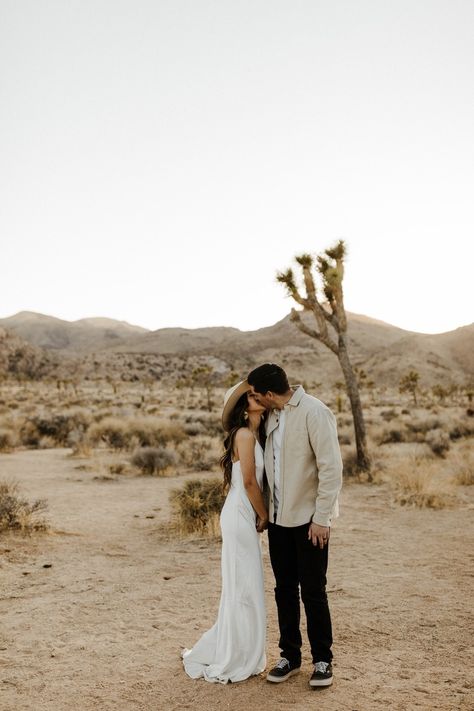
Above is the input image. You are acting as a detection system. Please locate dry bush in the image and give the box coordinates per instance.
[405,417,442,437]
[425,429,451,458]
[108,462,132,476]
[176,435,220,471]
[87,417,128,449]
[19,410,91,448]
[131,446,178,476]
[0,480,49,533]
[184,413,222,437]
[183,421,207,437]
[88,416,186,450]
[68,436,93,457]
[377,427,406,445]
[391,460,456,509]
[380,409,398,422]
[0,428,17,452]
[170,478,225,537]
[449,421,474,441]
[450,450,474,486]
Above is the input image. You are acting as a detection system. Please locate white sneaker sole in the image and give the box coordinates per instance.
[266,667,301,683]
[309,676,333,687]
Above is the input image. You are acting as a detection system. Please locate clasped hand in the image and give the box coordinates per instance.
[256,515,269,533]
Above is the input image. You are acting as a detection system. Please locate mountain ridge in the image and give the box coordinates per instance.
[0,310,472,387]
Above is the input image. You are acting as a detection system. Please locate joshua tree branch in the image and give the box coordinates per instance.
[291,309,339,355]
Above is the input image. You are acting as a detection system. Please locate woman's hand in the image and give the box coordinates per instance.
[256,515,269,532]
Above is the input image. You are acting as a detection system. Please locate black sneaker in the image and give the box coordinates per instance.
[266,657,301,683]
[309,661,333,687]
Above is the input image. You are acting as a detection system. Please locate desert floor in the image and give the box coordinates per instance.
[1,448,473,711]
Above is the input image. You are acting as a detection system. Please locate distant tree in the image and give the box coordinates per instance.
[190,365,215,412]
[399,370,420,406]
[224,370,241,389]
[277,240,371,475]
[432,384,448,404]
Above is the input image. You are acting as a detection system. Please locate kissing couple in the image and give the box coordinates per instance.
[181,363,343,689]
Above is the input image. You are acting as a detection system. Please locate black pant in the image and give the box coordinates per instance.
[268,521,333,665]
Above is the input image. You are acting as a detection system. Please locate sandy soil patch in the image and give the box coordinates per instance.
[1,448,473,710]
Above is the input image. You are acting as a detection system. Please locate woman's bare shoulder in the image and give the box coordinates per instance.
[234,427,254,443]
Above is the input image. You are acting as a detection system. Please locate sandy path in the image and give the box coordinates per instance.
[0,448,473,711]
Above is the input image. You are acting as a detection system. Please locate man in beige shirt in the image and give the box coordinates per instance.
[248,363,343,688]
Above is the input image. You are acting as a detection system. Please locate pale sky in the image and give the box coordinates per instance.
[1,0,473,335]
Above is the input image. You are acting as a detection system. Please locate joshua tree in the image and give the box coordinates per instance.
[399,370,420,406]
[277,240,371,474]
[190,365,215,412]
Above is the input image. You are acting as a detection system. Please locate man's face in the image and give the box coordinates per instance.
[249,385,275,410]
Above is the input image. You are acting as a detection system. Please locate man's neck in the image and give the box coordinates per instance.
[274,388,294,410]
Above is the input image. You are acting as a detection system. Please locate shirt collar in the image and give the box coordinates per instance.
[273,385,305,412]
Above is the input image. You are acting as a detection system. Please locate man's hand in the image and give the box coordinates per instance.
[256,516,269,533]
[308,522,330,549]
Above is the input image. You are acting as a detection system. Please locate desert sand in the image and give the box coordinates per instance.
[1,447,473,711]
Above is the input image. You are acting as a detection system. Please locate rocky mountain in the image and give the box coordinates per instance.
[0,311,147,353]
[1,310,472,388]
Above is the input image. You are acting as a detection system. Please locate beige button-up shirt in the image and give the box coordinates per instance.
[264,385,343,528]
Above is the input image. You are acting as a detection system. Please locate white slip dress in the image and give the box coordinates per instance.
[181,439,266,683]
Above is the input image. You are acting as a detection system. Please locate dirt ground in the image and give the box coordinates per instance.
[1,448,473,711]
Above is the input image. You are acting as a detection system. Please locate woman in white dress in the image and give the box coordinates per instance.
[181,380,268,684]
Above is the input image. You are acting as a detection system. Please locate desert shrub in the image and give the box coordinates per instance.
[454,467,474,486]
[342,451,368,479]
[0,480,48,532]
[88,418,128,449]
[177,435,219,471]
[449,454,474,486]
[19,410,91,448]
[88,416,186,450]
[131,446,178,475]
[37,435,58,449]
[381,409,398,422]
[0,429,17,452]
[183,421,207,437]
[393,466,455,509]
[405,418,442,436]
[378,427,406,445]
[338,432,351,445]
[184,413,222,437]
[108,462,129,475]
[426,429,450,458]
[449,422,474,440]
[170,478,225,536]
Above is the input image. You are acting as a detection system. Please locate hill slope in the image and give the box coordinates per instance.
[1,310,472,387]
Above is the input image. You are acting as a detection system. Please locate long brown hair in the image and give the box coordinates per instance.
[220,393,266,491]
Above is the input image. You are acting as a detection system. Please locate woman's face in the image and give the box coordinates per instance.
[246,391,267,414]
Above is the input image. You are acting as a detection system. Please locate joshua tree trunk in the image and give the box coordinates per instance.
[338,339,371,471]
[277,241,371,476]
